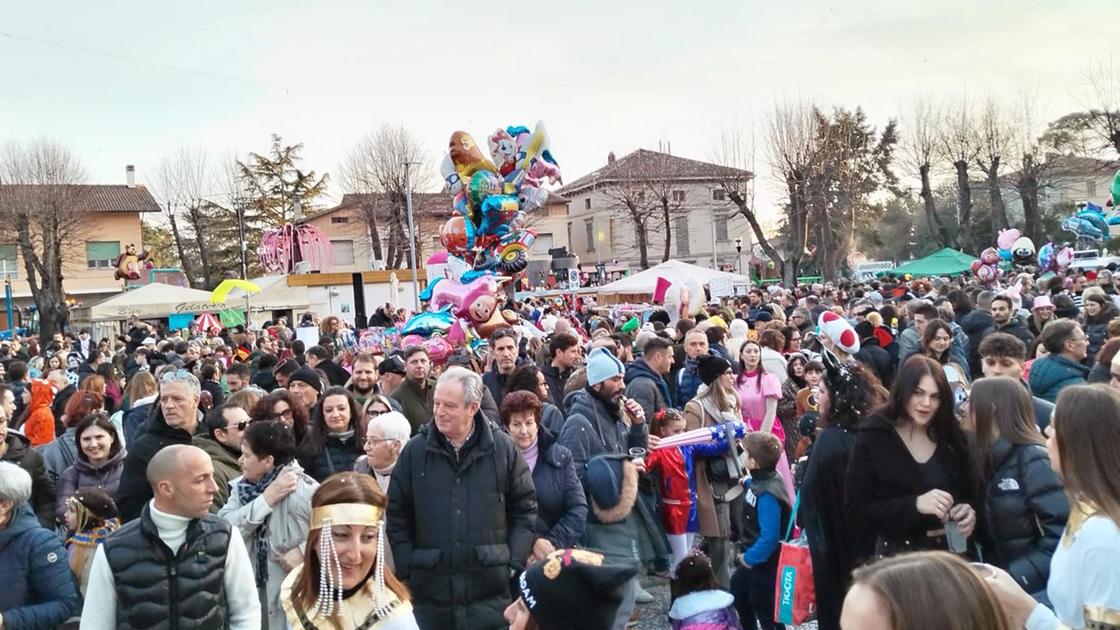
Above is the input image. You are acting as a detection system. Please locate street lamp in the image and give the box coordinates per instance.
[403,161,421,313]
[734,238,743,275]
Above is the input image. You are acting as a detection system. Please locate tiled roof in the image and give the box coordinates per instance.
[309,189,568,221]
[559,149,752,196]
[0,184,161,213]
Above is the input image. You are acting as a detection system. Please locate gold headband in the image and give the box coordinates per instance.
[310,503,383,530]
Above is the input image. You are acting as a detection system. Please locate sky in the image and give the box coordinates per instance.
[1,0,1116,221]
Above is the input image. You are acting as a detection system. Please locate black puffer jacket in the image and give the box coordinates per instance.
[957,309,997,378]
[979,438,1069,599]
[1084,304,1119,364]
[387,412,536,630]
[297,432,363,483]
[115,405,200,523]
[2,431,56,527]
[558,387,648,486]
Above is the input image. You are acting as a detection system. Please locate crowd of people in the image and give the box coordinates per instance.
[0,270,1119,629]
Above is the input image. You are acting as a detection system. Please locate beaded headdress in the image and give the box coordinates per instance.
[309,502,389,618]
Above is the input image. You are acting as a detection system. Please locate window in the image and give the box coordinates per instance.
[331,216,350,224]
[330,239,356,267]
[85,241,121,269]
[584,198,592,210]
[672,190,686,203]
[1087,180,1098,197]
[675,216,690,255]
[585,219,596,252]
[0,245,16,280]
[712,189,726,201]
[715,213,729,242]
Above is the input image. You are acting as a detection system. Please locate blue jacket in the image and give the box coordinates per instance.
[0,503,78,629]
[673,357,704,409]
[1028,355,1090,404]
[530,428,587,549]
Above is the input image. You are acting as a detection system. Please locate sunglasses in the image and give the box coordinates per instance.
[222,421,249,432]
[160,369,194,383]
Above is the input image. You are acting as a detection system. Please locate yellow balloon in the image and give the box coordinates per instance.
[210,279,261,304]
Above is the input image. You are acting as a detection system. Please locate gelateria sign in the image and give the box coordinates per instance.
[108,301,212,318]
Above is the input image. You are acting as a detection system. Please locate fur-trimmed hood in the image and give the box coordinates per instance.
[586,454,638,524]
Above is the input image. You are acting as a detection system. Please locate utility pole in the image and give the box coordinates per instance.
[234,195,247,280]
[403,161,421,313]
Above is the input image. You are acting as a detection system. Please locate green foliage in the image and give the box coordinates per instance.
[237,134,329,228]
[140,219,179,269]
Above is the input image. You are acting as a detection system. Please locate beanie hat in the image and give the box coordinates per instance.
[585,454,638,524]
[586,347,624,386]
[619,317,640,334]
[853,320,876,343]
[817,311,860,355]
[698,354,732,386]
[648,309,671,326]
[752,310,773,323]
[288,366,323,394]
[517,547,639,630]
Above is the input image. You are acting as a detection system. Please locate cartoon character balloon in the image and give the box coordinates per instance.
[114,243,154,282]
[1010,237,1035,267]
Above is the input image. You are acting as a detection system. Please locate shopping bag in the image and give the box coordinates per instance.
[773,492,815,625]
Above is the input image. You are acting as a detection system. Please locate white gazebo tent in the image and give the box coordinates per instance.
[85,283,216,321]
[596,260,752,304]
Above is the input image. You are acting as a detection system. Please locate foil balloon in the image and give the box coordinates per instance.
[430,275,503,318]
[423,335,453,365]
[488,129,519,177]
[440,216,469,257]
[1037,242,1055,272]
[979,247,1001,266]
[401,307,454,337]
[1055,246,1074,271]
[449,131,498,183]
[440,154,464,196]
[1010,236,1035,267]
[975,264,997,283]
[971,260,984,276]
[468,170,501,213]
[996,228,1021,251]
[475,307,519,339]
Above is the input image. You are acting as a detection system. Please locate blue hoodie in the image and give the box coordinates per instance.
[0,502,78,629]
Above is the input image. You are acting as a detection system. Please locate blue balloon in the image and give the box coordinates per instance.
[401,306,454,337]
[998,248,1012,261]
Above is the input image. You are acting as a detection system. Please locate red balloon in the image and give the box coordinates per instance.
[441,217,468,255]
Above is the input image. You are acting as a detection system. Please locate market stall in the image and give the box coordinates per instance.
[596,260,751,304]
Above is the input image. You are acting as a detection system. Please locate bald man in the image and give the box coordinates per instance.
[81,445,260,630]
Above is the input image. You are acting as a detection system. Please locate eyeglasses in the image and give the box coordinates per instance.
[222,421,249,432]
[364,437,395,446]
[366,407,389,418]
[274,408,294,420]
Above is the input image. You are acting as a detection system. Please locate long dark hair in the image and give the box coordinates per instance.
[299,386,362,458]
[966,377,1044,487]
[736,340,766,390]
[921,319,954,364]
[879,356,967,453]
[786,354,808,389]
[502,363,546,401]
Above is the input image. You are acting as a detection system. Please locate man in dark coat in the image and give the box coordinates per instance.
[991,294,1035,348]
[853,321,894,387]
[114,372,203,522]
[306,344,350,387]
[390,346,437,435]
[540,332,580,409]
[387,367,536,630]
[482,328,522,402]
[951,289,997,378]
[624,336,673,421]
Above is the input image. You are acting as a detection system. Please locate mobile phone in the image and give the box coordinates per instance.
[946,521,967,554]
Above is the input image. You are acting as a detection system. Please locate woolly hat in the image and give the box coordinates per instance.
[698,354,732,386]
[817,311,860,355]
[288,366,323,394]
[517,548,639,630]
[586,347,624,386]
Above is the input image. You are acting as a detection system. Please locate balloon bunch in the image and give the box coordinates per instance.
[972,247,1003,284]
[1036,241,1074,274]
[402,121,562,352]
[1062,203,1112,242]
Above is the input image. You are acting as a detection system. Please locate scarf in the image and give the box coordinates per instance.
[237,465,285,587]
[67,518,120,578]
[328,429,355,442]
[520,440,540,473]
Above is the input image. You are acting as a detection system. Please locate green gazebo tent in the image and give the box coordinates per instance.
[887,248,975,277]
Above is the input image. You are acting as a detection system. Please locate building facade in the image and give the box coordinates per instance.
[0,182,160,318]
[558,149,754,273]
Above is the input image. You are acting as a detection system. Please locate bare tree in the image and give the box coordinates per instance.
[766,101,819,285]
[710,126,787,278]
[151,146,215,288]
[902,99,953,247]
[337,125,430,269]
[938,99,979,252]
[0,139,87,339]
[974,98,1013,234]
[601,157,657,269]
[641,151,688,263]
[1011,90,1069,244]
[1084,58,1120,156]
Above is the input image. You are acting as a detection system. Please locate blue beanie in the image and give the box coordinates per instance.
[586,347,624,386]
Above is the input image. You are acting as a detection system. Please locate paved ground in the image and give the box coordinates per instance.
[633,575,818,629]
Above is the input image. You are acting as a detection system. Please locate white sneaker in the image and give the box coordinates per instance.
[635,586,655,604]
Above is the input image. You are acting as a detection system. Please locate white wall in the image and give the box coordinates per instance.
[305,279,423,325]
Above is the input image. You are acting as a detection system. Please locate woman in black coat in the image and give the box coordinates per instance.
[846,355,977,558]
[1082,292,1118,365]
[499,390,587,561]
[798,345,887,630]
[964,377,1068,602]
[296,386,364,482]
